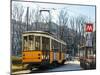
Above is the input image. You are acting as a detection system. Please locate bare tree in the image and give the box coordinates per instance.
[12,3,25,33]
[12,3,24,22]
[70,17,75,30]
[69,17,76,45]
[74,16,87,56]
[76,16,86,36]
[29,8,35,25]
[12,3,25,56]
[34,7,40,30]
[58,9,69,40]
[24,7,35,31]
[69,15,87,56]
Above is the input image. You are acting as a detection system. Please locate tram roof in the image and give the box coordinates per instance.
[23,31,52,35]
[22,31,66,45]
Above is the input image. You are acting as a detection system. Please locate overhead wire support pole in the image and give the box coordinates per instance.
[26,7,29,31]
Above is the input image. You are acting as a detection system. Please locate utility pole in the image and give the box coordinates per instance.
[26,7,29,31]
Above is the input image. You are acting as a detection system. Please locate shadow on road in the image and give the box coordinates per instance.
[29,64,68,73]
[12,60,82,74]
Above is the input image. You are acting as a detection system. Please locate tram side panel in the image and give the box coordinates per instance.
[50,39,67,64]
[50,50,54,64]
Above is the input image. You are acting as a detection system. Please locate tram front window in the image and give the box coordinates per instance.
[80,50,85,57]
[87,49,94,57]
[23,35,35,50]
[23,35,50,51]
[35,36,40,50]
[23,36,28,50]
[29,35,35,50]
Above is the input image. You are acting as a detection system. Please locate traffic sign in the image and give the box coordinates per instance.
[85,23,93,32]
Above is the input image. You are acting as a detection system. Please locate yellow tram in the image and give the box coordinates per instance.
[22,31,67,69]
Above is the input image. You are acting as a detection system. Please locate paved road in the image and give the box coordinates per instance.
[12,60,82,75]
[48,60,82,72]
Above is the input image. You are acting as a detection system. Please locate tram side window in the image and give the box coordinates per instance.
[29,35,35,50]
[87,49,93,57]
[23,36,28,50]
[61,44,62,51]
[55,41,58,50]
[42,37,50,50]
[35,36,40,50]
[58,43,61,51]
[62,45,64,51]
[52,40,58,51]
[79,47,85,57]
[64,45,66,51]
[80,50,84,57]
[57,42,59,50]
[51,40,54,50]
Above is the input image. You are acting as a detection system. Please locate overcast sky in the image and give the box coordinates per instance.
[12,1,96,24]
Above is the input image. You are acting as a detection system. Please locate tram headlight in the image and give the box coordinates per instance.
[45,55,49,59]
[46,56,48,59]
[93,54,95,58]
[41,55,45,59]
[41,55,48,59]
[47,55,49,59]
[41,55,44,59]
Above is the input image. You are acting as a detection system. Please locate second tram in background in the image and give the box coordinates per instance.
[79,46,96,69]
[22,31,67,70]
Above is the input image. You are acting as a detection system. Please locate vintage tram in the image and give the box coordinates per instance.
[79,46,96,69]
[22,31,67,69]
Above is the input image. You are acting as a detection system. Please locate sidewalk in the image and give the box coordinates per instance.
[12,64,27,72]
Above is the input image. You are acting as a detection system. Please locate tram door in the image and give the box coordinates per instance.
[54,52,57,61]
[52,40,58,61]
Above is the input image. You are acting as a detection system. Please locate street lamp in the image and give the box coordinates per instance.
[26,7,29,31]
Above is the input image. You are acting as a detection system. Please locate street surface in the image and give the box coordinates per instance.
[12,60,82,75]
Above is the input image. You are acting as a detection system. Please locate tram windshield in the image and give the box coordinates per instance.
[79,47,95,58]
[80,49,85,57]
[23,35,35,50]
[23,32,66,51]
[23,35,50,51]
[86,48,94,57]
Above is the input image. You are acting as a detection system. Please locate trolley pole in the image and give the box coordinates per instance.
[40,9,51,32]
